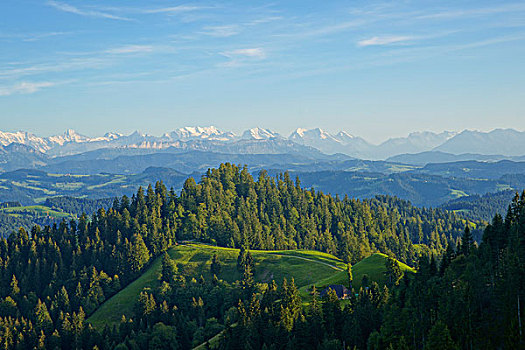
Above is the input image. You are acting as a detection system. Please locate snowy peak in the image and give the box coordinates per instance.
[334,131,356,144]
[168,126,236,141]
[103,132,123,140]
[0,131,49,152]
[289,128,307,139]
[288,128,372,156]
[242,127,279,140]
[289,128,360,144]
[173,126,220,139]
[48,129,91,145]
[289,128,337,142]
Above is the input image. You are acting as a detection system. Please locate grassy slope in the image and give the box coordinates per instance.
[88,244,413,329]
[0,205,74,219]
[299,253,416,297]
[88,243,345,328]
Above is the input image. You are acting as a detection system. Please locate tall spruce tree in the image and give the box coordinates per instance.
[461,226,474,256]
[347,263,353,289]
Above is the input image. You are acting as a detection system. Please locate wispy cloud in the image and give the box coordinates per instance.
[446,33,525,52]
[141,6,211,15]
[200,25,241,38]
[0,81,57,96]
[47,1,131,21]
[222,48,266,59]
[358,33,525,69]
[417,3,525,20]
[357,31,459,47]
[274,19,366,39]
[197,15,283,38]
[22,32,70,42]
[0,31,72,42]
[47,2,212,21]
[105,45,155,54]
[357,35,415,47]
[245,16,283,26]
[251,31,525,85]
[219,48,267,67]
[0,56,110,80]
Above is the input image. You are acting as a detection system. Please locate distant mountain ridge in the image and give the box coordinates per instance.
[387,151,525,166]
[289,127,372,157]
[434,129,525,156]
[1,127,525,160]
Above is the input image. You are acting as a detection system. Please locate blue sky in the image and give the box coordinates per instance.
[1,0,524,143]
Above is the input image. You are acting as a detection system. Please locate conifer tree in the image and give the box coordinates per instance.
[424,321,458,350]
[461,226,474,256]
[440,243,455,275]
[129,233,150,272]
[34,299,53,333]
[10,275,20,296]
[160,252,178,284]
[210,253,221,276]
[347,263,353,289]
[385,257,402,287]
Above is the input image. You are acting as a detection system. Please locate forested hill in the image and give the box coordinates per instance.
[173,164,478,263]
[440,189,516,221]
[0,163,483,349]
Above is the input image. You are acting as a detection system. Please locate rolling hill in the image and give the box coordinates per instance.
[298,252,415,297]
[87,243,412,329]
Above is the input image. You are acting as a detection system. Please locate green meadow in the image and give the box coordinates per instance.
[88,243,413,329]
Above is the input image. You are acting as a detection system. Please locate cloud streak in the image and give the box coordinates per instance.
[222,48,266,59]
[141,6,212,14]
[275,19,366,39]
[200,25,240,37]
[357,35,414,47]
[47,2,213,21]
[0,81,57,96]
[47,1,132,21]
[0,56,110,80]
[417,3,525,20]
[357,31,459,47]
[0,31,73,42]
[0,42,173,81]
[105,45,155,54]
[219,48,267,67]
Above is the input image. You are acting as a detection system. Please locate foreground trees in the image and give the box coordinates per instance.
[372,192,525,349]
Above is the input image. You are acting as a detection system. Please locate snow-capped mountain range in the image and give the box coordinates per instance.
[241,127,279,140]
[1,127,525,160]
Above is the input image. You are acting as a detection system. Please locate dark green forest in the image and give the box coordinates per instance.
[440,189,516,221]
[0,164,522,349]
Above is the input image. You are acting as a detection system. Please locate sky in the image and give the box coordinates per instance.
[0,0,524,144]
